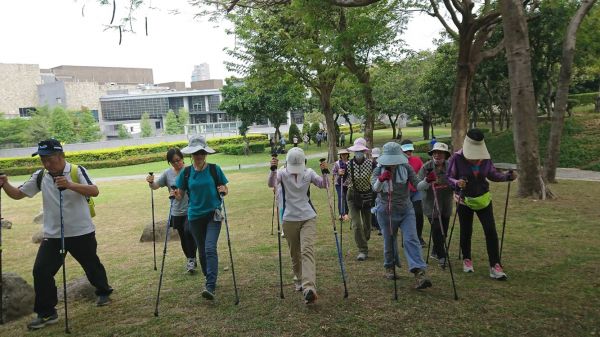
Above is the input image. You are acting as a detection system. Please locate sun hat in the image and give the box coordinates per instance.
[338,149,350,155]
[32,139,63,157]
[348,137,369,152]
[371,147,381,158]
[400,139,414,152]
[285,147,306,174]
[181,135,216,154]
[377,142,408,166]
[462,129,490,160]
[428,142,451,158]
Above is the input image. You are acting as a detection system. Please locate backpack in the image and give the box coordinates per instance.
[180,164,221,200]
[36,164,96,217]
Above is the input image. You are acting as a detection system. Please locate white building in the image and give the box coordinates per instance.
[191,63,210,82]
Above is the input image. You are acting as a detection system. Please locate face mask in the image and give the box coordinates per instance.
[354,152,365,161]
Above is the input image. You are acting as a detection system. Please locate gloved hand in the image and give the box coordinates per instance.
[378,169,392,182]
[320,159,330,175]
[426,171,437,183]
[508,170,517,181]
[270,158,279,172]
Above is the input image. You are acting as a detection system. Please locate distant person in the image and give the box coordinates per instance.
[340,132,346,147]
[430,137,437,150]
[0,139,113,330]
[293,136,299,148]
[146,148,197,274]
[316,132,323,148]
[303,133,310,149]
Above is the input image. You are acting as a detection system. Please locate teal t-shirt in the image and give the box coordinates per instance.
[176,164,229,221]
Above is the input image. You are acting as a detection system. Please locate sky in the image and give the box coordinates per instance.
[0,0,443,85]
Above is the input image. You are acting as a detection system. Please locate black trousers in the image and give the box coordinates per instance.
[33,232,112,317]
[428,216,450,258]
[171,215,197,260]
[412,199,424,240]
[458,202,501,267]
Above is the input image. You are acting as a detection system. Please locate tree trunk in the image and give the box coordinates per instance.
[422,116,430,140]
[450,65,473,150]
[544,0,597,183]
[320,83,337,162]
[387,114,397,139]
[343,113,353,144]
[430,122,435,139]
[500,0,552,199]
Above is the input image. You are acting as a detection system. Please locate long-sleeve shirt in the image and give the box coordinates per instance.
[371,163,420,211]
[417,160,453,218]
[268,168,329,221]
[332,159,349,186]
[446,150,511,199]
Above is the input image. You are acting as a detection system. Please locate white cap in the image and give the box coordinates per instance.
[286,147,306,174]
[371,147,381,158]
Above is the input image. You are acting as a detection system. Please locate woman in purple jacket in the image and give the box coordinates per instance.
[447,129,517,280]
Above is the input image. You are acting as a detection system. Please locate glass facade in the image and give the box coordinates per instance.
[101,97,168,121]
[168,97,184,113]
[208,95,221,111]
[189,96,206,113]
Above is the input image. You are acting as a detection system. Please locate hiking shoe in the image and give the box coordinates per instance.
[304,289,317,304]
[489,263,508,280]
[438,257,447,269]
[186,258,197,274]
[463,259,474,273]
[430,252,439,261]
[384,267,399,280]
[27,313,59,330]
[356,252,367,261]
[414,269,432,290]
[294,281,303,292]
[202,288,215,300]
[96,295,112,306]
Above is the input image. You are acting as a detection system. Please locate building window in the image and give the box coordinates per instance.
[208,95,221,111]
[91,109,99,122]
[189,96,206,113]
[155,121,161,129]
[19,107,37,117]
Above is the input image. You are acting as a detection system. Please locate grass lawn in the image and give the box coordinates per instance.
[0,161,598,336]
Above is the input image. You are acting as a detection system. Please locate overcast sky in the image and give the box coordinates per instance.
[0,0,442,85]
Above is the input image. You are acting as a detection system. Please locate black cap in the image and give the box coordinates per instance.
[466,129,485,141]
[32,139,64,157]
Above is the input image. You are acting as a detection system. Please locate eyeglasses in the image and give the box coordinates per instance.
[170,158,183,164]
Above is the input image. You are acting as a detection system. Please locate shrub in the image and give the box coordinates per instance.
[568,92,597,106]
[413,138,451,153]
[407,120,423,127]
[310,123,320,139]
[288,123,301,143]
[338,124,361,133]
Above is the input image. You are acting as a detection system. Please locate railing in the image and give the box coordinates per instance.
[184,121,241,137]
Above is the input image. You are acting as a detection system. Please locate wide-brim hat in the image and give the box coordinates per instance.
[32,139,63,157]
[286,147,306,174]
[348,137,369,152]
[371,147,381,158]
[428,142,451,158]
[462,129,490,160]
[181,135,215,154]
[338,149,350,155]
[377,142,408,166]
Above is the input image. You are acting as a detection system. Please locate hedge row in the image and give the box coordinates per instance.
[413,137,452,153]
[339,124,361,133]
[569,92,598,106]
[0,134,268,175]
[219,142,267,155]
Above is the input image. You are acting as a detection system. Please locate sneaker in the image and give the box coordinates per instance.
[463,259,474,273]
[489,263,508,280]
[27,313,59,330]
[202,288,215,300]
[438,257,447,269]
[419,238,426,248]
[96,294,112,306]
[356,252,367,261]
[414,269,432,290]
[186,258,196,274]
[304,289,318,304]
[430,252,439,261]
[384,267,399,280]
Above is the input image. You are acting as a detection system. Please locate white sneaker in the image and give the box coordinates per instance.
[489,263,507,280]
[356,253,367,261]
[186,258,196,274]
[463,259,474,273]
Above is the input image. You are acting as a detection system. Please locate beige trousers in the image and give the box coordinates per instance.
[282,217,317,293]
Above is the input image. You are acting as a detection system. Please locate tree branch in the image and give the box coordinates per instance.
[480,38,504,60]
[442,0,462,28]
[429,0,459,39]
[328,0,383,7]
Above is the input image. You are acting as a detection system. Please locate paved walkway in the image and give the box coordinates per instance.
[95,157,600,183]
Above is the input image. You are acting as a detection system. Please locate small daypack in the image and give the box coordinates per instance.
[36,164,96,217]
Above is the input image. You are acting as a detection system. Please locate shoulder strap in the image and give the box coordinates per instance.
[35,169,45,190]
[209,163,222,201]
[182,166,192,195]
[350,160,356,188]
[70,164,80,184]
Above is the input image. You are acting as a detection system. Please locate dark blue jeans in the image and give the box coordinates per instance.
[335,184,348,216]
[188,214,222,292]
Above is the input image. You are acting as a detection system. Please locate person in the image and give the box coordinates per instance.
[316,132,322,148]
[371,142,432,289]
[417,142,453,268]
[345,138,374,261]
[430,136,437,151]
[302,133,310,149]
[0,139,113,330]
[279,137,286,154]
[269,137,276,154]
[340,132,346,147]
[370,147,382,235]
[176,135,229,300]
[400,139,426,247]
[146,148,198,274]
[268,147,329,304]
[446,129,517,280]
[293,135,299,148]
[332,149,350,220]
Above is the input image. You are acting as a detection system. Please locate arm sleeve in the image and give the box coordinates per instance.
[176,169,185,190]
[486,161,510,182]
[19,171,42,198]
[371,165,384,192]
[416,165,431,191]
[446,155,459,190]
[156,170,168,188]
[310,169,329,189]
[268,170,279,188]
[77,166,95,185]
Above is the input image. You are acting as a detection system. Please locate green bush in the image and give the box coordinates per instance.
[288,123,301,143]
[407,120,423,127]
[339,124,361,133]
[568,93,598,106]
[413,138,451,153]
[310,123,320,139]
[374,121,388,130]
[219,142,267,155]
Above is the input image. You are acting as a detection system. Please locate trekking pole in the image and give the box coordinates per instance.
[270,154,284,299]
[425,220,433,264]
[499,170,512,263]
[321,159,349,299]
[447,177,466,258]
[431,182,459,300]
[149,172,157,271]
[0,173,4,324]
[57,181,71,333]
[220,193,240,305]
[340,174,345,254]
[154,189,176,317]
[270,153,278,236]
[387,171,398,301]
